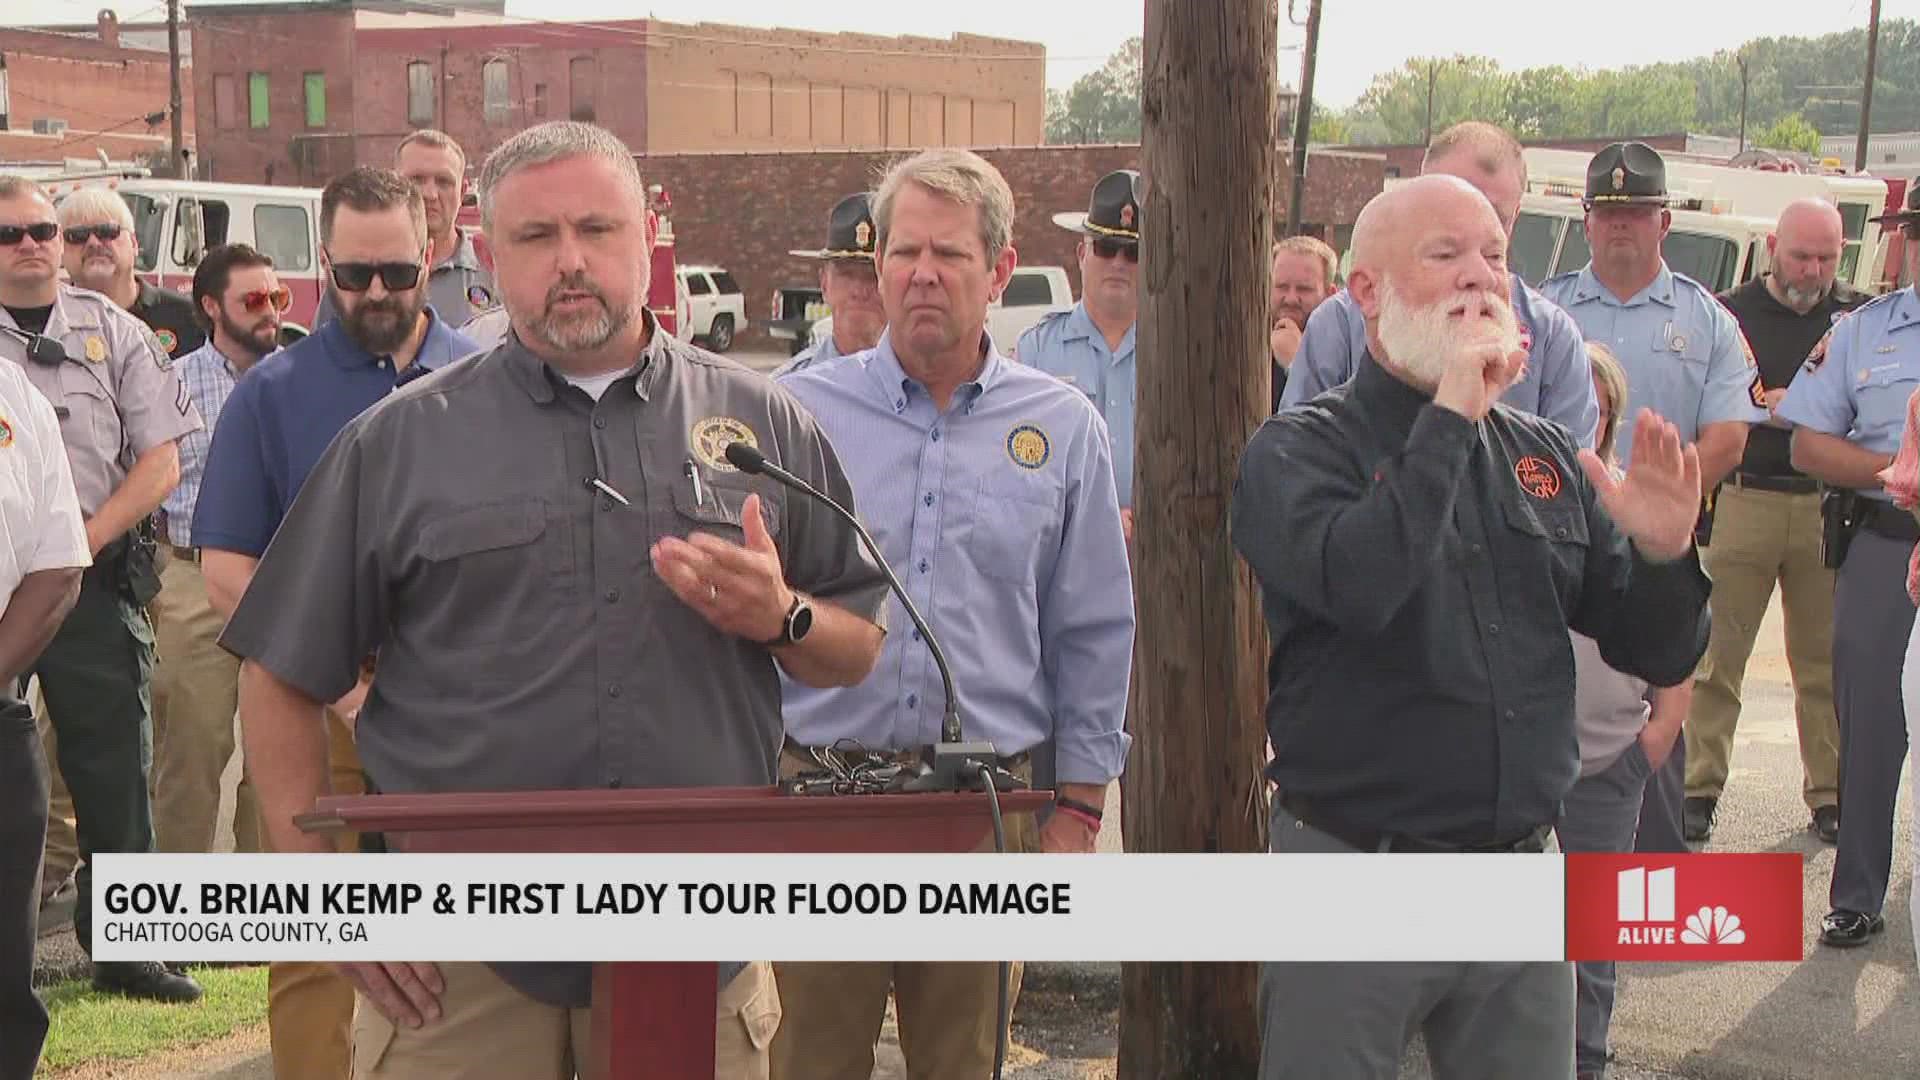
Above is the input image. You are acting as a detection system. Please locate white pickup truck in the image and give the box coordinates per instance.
[675,265,747,352]
[808,265,1074,353]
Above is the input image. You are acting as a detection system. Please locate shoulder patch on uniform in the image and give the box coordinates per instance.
[154,328,178,356]
[1748,372,1768,409]
[1006,423,1051,470]
[466,284,493,310]
[689,416,756,472]
[0,416,14,449]
[1515,455,1562,500]
[1804,327,1836,373]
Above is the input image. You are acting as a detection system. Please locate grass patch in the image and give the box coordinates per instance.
[39,965,269,1070]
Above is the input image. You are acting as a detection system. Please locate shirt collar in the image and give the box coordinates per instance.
[503,307,671,404]
[865,328,1007,414]
[184,339,245,379]
[436,229,482,273]
[1573,262,1676,309]
[1352,349,1437,432]
[320,305,463,372]
[1066,302,1137,360]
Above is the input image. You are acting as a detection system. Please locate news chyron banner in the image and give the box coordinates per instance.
[91,853,1803,963]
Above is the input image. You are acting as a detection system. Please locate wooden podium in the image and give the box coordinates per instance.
[300,783,1050,1079]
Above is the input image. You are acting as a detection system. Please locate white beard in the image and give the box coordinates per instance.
[1377,280,1524,390]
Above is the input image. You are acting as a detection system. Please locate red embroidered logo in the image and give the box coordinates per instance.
[1515,456,1561,500]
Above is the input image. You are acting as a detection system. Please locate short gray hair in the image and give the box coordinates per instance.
[56,186,136,231]
[478,121,644,229]
[873,149,1014,264]
[0,175,53,209]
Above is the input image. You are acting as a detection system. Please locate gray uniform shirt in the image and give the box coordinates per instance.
[219,319,887,1006]
[0,284,201,516]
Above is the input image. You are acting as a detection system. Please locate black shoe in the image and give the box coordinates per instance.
[92,960,204,1003]
[1811,805,1840,844]
[1820,909,1885,948]
[1683,796,1717,842]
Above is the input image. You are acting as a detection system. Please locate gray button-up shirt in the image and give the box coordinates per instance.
[220,318,886,1006]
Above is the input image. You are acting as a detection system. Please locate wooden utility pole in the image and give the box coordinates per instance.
[1121,0,1274,1076]
[1285,0,1324,237]
[1736,50,1750,154]
[1857,0,1882,172]
[167,0,185,178]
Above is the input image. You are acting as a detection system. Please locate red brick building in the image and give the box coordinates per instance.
[187,1,1045,185]
[0,13,192,169]
[638,143,1385,346]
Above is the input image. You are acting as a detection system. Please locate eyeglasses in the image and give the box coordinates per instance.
[1092,239,1139,264]
[238,286,292,314]
[325,258,423,293]
[0,223,59,246]
[63,223,124,245]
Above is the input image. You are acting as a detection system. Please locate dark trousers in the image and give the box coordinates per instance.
[2,695,49,1080]
[1830,529,1918,916]
[1559,741,1655,1076]
[19,573,156,957]
[1633,731,1688,854]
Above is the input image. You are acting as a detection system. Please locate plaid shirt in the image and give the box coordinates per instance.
[160,340,250,547]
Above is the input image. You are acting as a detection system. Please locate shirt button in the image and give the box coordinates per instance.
[907,694,918,709]
[918,558,929,573]
[600,498,613,512]
[895,399,906,412]
[608,684,622,698]
[931,429,942,442]
[1470,543,1483,555]
[1505,709,1517,722]
[1488,623,1500,635]
[604,589,620,603]
[924,492,935,507]
[593,416,607,430]
[1555,526,1569,539]
[608,778,623,789]
[912,629,922,642]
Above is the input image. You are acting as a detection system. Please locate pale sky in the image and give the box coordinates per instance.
[8,0,1917,106]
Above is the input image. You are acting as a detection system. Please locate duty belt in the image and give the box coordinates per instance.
[1729,472,1820,495]
[1860,500,1920,544]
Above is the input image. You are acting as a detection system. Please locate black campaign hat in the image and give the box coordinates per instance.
[1870,183,1920,226]
[789,193,878,260]
[1583,142,1670,208]
[1052,169,1141,244]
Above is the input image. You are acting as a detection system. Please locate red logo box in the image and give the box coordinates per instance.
[1565,854,1803,962]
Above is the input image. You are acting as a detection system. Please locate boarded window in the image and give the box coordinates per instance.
[482,59,510,126]
[569,57,596,122]
[213,74,238,130]
[407,61,434,127]
[303,73,326,128]
[532,82,548,120]
[247,72,269,128]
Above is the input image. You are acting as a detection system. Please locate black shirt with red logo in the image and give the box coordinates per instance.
[1717,277,1868,479]
[1231,357,1711,846]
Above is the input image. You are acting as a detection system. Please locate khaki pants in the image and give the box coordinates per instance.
[1686,483,1839,810]
[770,748,1039,1080]
[351,959,779,1078]
[267,705,364,1080]
[150,548,259,854]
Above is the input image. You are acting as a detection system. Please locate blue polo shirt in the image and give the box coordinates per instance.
[192,310,480,555]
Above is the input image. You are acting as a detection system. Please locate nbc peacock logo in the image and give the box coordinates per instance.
[1680,906,1747,946]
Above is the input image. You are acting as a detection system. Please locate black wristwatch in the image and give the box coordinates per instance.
[759,594,814,649]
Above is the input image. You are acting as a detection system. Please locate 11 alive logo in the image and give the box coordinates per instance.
[1564,854,1804,962]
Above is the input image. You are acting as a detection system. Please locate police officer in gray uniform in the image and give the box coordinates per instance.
[773,193,885,378]
[1777,184,1920,948]
[0,175,203,1003]
[1540,142,1768,852]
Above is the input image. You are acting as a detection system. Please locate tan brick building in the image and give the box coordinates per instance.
[0,13,192,169]
[186,1,1044,185]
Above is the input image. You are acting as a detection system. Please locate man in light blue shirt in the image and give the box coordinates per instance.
[773,192,886,378]
[1282,122,1599,447]
[1018,170,1140,533]
[1778,192,1920,949]
[773,148,1133,1080]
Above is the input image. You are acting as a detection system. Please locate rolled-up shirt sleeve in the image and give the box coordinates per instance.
[1040,407,1134,785]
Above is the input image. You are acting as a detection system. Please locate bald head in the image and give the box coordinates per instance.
[1350,174,1506,282]
[1768,197,1845,312]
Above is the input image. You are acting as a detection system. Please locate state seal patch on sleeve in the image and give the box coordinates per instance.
[0,416,14,449]
[690,416,756,472]
[1006,424,1051,470]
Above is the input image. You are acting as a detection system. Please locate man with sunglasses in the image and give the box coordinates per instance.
[149,244,287,867]
[774,192,886,377]
[1776,186,1920,951]
[1019,169,1142,541]
[0,174,203,1004]
[192,168,478,1080]
[56,187,204,363]
[310,129,495,332]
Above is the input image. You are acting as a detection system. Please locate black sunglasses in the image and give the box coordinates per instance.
[0,223,59,246]
[1092,238,1139,263]
[63,223,124,245]
[327,260,423,293]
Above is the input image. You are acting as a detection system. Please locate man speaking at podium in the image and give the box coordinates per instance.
[221,121,889,1079]
[773,148,1135,1079]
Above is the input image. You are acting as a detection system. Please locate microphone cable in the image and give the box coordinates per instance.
[964,760,1010,1080]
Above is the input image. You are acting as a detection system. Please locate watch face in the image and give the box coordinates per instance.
[789,601,815,643]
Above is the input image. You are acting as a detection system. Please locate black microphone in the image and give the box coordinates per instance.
[724,439,1020,793]
[0,326,71,368]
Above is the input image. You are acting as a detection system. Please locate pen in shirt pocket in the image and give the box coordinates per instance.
[684,458,707,509]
